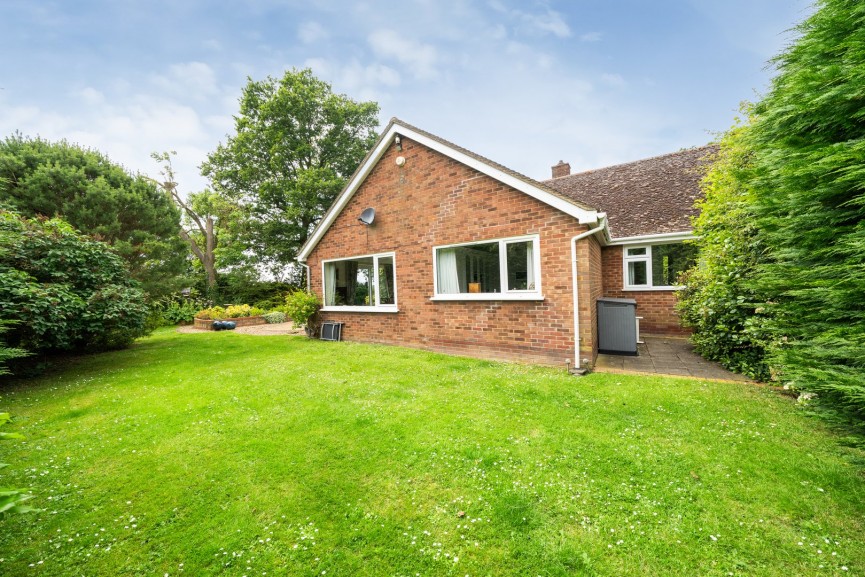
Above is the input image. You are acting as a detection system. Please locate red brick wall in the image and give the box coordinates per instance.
[573,235,603,366]
[306,136,596,365]
[601,246,689,335]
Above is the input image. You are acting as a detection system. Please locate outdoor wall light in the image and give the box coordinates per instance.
[394,134,402,151]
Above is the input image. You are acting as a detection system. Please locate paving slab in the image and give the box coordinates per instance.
[595,335,750,382]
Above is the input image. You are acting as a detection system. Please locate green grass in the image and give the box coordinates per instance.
[1,329,864,576]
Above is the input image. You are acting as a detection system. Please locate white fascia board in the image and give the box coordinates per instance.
[607,231,695,246]
[297,122,600,261]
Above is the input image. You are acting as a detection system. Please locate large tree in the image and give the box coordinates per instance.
[0,135,187,298]
[201,68,379,278]
[744,0,865,416]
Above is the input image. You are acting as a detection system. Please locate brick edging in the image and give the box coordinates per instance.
[192,316,267,330]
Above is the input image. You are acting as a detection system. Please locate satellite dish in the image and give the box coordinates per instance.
[358,207,375,225]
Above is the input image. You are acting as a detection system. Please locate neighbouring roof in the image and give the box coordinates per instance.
[544,145,718,239]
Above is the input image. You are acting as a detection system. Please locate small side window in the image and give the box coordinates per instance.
[623,242,696,290]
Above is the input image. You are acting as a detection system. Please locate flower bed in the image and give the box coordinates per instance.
[193,316,267,330]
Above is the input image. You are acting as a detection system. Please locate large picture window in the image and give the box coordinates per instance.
[623,243,696,289]
[433,235,542,300]
[322,253,397,311]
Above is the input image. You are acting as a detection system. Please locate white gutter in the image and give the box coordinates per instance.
[571,215,607,371]
[607,230,694,245]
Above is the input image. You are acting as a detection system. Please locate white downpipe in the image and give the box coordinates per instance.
[571,217,607,370]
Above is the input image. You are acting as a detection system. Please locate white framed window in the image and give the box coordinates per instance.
[322,252,397,312]
[623,242,697,290]
[431,235,543,301]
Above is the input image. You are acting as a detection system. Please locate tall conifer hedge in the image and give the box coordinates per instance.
[683,0,865,416]
[747,0,865,415]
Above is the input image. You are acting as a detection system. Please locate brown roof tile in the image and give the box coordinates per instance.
[544,145,717,238]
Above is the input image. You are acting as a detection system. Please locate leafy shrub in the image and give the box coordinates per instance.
[196,304,266,320]
[148,290,210,327]
[284,290,321,333]
[195,306,226,320]
[211,271,295,310]
[0,210,150,363]
[0,321,27,376]
[263,311,286,324]
[676,123,771,381]
[224,304,253,318]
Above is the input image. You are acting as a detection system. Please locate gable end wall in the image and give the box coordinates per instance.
[306,137,598,365]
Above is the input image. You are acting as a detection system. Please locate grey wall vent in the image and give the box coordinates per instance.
[597,297,638,355]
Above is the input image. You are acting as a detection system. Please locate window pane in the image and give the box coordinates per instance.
[651,243,697,286]
[626,247,647,256]
[436,242,500,293]
[378,256,395,305]
[506,241,533,291]
[325,257,374,306]
[324,262,337,306]
[628,261,647,286]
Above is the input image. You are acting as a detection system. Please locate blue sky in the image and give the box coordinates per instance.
[1,0,812,193]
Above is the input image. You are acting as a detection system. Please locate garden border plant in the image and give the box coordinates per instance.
[193,304,267,330]
[283,290,321,337]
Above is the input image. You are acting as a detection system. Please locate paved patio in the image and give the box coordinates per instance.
[594,335,749,381]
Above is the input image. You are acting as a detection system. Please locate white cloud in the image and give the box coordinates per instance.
[524,8,571,37]
[75,87,105,106]
[489,2,571,38]
[298,21,328,44]
[150,62,219,100]
[304,57,401,104]
[601,73,626,87]
[0,58,240,193]
[368,29,438,80]
[580,31,602,42]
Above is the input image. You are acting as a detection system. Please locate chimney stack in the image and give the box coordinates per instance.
[551,160,571,178]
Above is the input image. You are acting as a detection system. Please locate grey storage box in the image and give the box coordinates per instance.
[597,297,638,355]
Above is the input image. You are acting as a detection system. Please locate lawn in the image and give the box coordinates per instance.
[1,329,863,576]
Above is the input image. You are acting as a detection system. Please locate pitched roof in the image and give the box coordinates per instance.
[544,145,717,239]
[297,118,602,261]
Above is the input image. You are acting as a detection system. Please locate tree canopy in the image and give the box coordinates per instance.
[201,68,380,278]
[0,135,187,298]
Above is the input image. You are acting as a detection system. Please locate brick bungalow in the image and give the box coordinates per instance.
[297,118,712,369]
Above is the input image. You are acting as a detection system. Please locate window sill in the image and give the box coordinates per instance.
[430,294,545,302]
[622,286,684,292]
[320,306,399,313]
